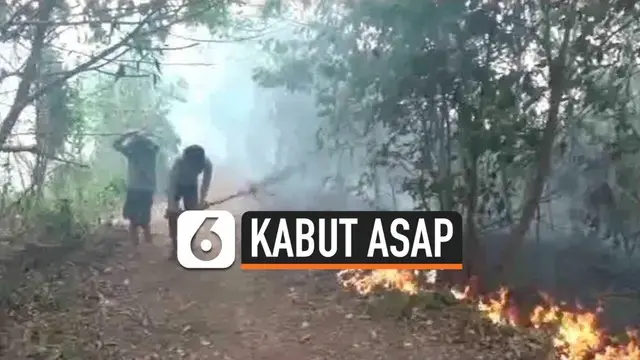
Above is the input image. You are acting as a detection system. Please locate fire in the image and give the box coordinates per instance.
[471,288,639,359]
[337,269,419,295]
[337,269,640,360]
[476,287,521,326]
[594,331,639,360]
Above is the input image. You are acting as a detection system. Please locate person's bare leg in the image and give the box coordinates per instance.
[141,224,152,243]
[128,222,140,245]
[168,212,178,259]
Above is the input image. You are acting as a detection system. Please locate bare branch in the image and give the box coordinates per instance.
[0,144,88,167]
[48,43,207,70]
[134,42,200,51]
[0,0,54,148]
[0,69,23,85]
[0,8,161,147]
[167,29,277,43]
[0,144,39,153]
[9,131,132,137]
[94,68,149,78]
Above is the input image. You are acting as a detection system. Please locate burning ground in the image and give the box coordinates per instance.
[338,269,639,360]
[1,173,639,360]
[0,227,638,359]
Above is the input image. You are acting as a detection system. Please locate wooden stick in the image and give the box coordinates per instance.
[203,163,305,208]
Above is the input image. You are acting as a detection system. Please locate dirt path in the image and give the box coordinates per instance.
[83,175,482,360]
[97,248,480,360]
[92,203,428,359]
[97,236,423,360]
[0,175,518,360]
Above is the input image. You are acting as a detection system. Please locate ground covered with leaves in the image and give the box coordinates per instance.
[0,219,564,360]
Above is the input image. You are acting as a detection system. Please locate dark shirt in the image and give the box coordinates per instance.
[167,155,213,209]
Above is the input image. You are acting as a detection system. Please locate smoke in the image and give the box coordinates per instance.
[160,22,640,331]
[163,28,343,209]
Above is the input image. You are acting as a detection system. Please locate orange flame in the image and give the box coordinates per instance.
[337,269,419,295]
[337,269,640,360]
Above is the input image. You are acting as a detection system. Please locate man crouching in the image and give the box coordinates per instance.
[165,145,213,260]
[113,130,159,245]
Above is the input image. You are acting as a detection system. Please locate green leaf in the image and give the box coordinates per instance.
[315,129,324,150]
[318,63,337,78]
[273,41,288,54]
[115,64,125,80]
[317,108,332,118]
[139,2,151,14]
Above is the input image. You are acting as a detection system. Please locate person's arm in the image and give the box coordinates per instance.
[199,158,213,204]
[112,131,137,155]
[166,159,180,211]
[150,142,160,154]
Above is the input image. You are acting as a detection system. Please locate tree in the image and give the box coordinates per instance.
[30,47,80,201]
[43,67,182,224]
[254,0,640,285]
[0,0,237,153]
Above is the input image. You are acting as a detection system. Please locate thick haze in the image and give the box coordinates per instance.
[160,23,377,210]
[164,26,300,182]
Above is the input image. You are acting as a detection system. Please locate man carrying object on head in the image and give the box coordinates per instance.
[113,130,159,245]
[165,144,213,260]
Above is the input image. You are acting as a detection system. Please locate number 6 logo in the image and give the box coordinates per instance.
[177,210,236,269]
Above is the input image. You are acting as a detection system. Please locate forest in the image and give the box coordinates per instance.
[0,0,639,359]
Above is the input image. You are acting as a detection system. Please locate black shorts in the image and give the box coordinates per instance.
[175,184,198,210]
[123,189,154,226]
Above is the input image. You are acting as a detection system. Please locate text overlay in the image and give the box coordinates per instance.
[240,211,463,270]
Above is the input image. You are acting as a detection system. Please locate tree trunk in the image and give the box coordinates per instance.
[0,0,53,147]
[498,63,564,278]
[31,97,50,202]
[389,181,398,210]
[497,0,579,279]
[463,157,484,285]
